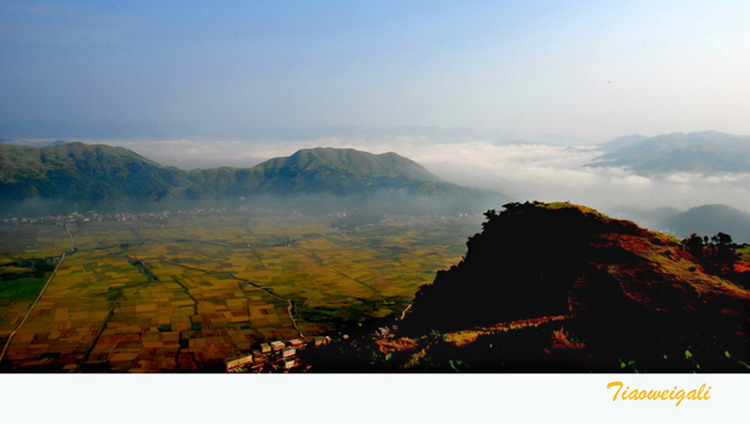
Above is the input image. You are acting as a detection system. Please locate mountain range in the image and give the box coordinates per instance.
[593,131,750,174]
[611,204,750,243]
[0,142,505,216]
[597,134,650,152]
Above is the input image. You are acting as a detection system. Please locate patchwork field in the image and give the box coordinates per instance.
[0,213,479,372]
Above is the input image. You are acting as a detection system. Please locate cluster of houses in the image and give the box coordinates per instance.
[224,335,332,373]
[2,206,480,227]
[1,208,228,226]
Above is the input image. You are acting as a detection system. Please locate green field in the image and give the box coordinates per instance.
[738,245,750,261]
[0,213,479,371]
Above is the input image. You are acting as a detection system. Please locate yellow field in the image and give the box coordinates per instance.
[0,213,478,371]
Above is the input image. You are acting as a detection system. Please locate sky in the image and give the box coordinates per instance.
[2,0,750,141]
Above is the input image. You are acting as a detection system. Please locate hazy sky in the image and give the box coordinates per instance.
[2,1,750,141]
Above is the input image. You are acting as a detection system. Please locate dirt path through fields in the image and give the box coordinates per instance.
[0,224,76,364]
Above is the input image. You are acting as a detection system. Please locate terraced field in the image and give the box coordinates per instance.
[0,213,479,372]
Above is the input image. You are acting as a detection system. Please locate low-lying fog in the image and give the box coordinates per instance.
[110,137,750,222]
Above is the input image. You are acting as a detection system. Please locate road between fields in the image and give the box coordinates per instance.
[0,224,76,365]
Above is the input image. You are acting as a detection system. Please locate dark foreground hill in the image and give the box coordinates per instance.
[302,202,750,372]
[0,143,505,215]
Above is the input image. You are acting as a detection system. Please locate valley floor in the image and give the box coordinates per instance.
[0,213,479,372]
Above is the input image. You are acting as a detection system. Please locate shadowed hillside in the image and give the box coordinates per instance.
[303,202,750,372]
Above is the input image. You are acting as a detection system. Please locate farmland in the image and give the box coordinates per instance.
[0,212,479,372]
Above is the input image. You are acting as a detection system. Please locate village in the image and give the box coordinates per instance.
[0,208,229,226]
[2,208,480,227]
[224,324,402,373]
[223,335,332,373]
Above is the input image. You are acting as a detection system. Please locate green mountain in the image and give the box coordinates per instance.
[0,142,186,210]
[591,130,750,174]
[253,147,442,184]
[0,143,503,215]
[188,147,450,196]
[660,204,750,243]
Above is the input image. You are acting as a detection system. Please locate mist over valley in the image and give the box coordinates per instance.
[7,128,747,238]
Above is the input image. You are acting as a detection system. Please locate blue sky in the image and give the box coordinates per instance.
[1,0,749,140]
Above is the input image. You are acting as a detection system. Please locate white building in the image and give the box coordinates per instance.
[224,353,253,371]
[270,341,285,352]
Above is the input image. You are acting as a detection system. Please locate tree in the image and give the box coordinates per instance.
[683,233,705,259]
[682,232,740,279]
[705,232,740,277]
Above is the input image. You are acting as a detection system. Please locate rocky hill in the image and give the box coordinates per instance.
[303,202,750,372]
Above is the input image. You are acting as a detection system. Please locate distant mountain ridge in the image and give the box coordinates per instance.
[598,134,649,152]
[0,143,505,215]
[660,204,750,243]
[592,130,750,174]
